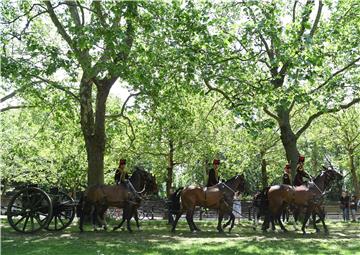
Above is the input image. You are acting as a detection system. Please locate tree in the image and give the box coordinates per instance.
[166,0,360,178]
[1,1,161,185]
[326,108,360,197]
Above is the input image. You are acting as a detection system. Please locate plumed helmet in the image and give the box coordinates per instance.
[284,164,291,173]
[213,159,220,165]
[298,155,305,163]
[119,159,126,166]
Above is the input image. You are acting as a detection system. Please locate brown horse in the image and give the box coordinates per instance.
[78,167,158,232]
[170,174,245,233]
[263,167,342,234]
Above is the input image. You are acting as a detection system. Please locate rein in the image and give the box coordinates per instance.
[310,181,325,195]
[221,182,237,194]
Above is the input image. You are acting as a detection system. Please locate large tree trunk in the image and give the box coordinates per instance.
[166,139,174,198]
[261,158,268,188]
[348,149,360,198]
[277,107,300,180]
[80,76,111,186]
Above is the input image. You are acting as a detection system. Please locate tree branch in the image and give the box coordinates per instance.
[263,106,280,121]
[66,1,82,27]
[297,0,314,39]
[292,0,298,22]
[106,92,141,118]
[295,97,360,138]
[44,1,74,48]
[203,79,236,108]
[0,91,18,103]
[34,76,80,101]
[0,105,36,113]
[309,0,323,38]
[106,91,141,147]
[311,56,360,93]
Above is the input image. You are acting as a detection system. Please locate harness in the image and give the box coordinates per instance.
[221,182,237,194]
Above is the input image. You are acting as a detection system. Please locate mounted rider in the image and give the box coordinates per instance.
[114,158,129,185]
[206,159,220,187]
[282,164,291,185]
[293,155,311,186]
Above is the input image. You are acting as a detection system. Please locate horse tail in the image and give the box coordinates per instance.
[76,192,84,218]
[168,187,183,213]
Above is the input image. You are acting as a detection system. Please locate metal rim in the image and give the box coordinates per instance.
[7,187,53,233]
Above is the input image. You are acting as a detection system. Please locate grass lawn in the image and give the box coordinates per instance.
[1,218,360,255]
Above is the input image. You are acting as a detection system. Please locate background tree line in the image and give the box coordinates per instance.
[1,0,359,198]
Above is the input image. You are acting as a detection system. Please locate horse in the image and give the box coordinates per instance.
[250,187,276,231]
[263,167,342,234]
[170,174,245,233]
[77,167,158,232]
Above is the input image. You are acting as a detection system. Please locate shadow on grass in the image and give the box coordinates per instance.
[1,219,359,255]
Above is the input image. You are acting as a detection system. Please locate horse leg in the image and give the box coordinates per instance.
[90,206,98,231]
[222,215,232,229]
[171,210,184,233]
[191,212,201,232]
[125,206,133,233]
[252,208,258,230]
[277,213,287,232]
[270,215,276,231]
[79,205,85,232]
[185,210,195,232]
[301,209,311,235]
[134,209,141,230]
[98,206,108,231]
[217,211,224,233]
[320,213,328,235]
[113,217,125,231]
[312,212,320,233]
[262,214,270,232]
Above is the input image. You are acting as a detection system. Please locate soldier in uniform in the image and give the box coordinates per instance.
[206,159,220,187]
[282,164,291,185]
[114,159,129,185]
[293,155,311,186]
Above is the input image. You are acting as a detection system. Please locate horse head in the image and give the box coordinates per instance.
[235,173,246,193]
[144,172,158,195]
[321,166,343,187]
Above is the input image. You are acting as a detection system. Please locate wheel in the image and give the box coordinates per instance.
[7,187,53,233]
[45,191,75,231]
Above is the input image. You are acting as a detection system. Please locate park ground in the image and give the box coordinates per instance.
[1,219,360,255]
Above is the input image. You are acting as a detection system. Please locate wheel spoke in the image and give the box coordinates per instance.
[30,216,35,231]
[22,216,30,232]
[54,216,58,229]
[60,211,73,220]
[31,198,43,209]
[37,211,50,216]
[58,216,66,227]
[13,216,26,227]
[34,214,43,225]
[11,204,24,210]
